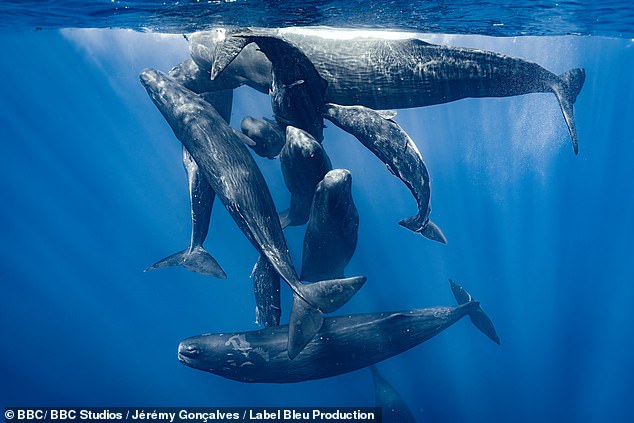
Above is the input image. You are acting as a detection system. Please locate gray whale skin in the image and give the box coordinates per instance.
[178,280,500,383]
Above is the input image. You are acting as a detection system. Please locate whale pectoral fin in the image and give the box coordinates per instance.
[287,294,324,359]
[449,280,500,345]
[376,109,397,120]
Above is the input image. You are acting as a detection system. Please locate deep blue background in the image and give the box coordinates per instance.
[0,27,633,423]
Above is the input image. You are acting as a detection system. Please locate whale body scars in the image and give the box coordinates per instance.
[140,69,365,358]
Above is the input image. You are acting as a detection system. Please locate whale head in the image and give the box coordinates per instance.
[178,334,233,374]
[139,68,211,126]
[311,169,356,223]
[285,126,325,159]
[178,332,282,382]
[317,169,353,200]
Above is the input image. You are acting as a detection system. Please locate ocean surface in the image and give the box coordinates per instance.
[1,1,633,423]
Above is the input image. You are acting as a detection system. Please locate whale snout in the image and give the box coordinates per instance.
[323,169,352,188]
[178,339,201,363]
[139,68,161,89]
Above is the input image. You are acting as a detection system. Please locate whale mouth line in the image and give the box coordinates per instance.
[178,342,201,362]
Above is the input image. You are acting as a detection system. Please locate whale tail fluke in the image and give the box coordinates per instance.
[398,216,447,244]
[210,36,251,81]
[449,279,500,345]
[287,276,366,359]
[552,68,586,155]
[144,246,227,279]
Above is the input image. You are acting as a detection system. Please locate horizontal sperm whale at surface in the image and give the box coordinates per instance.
[177,281,499,383]
[189,28,585,153]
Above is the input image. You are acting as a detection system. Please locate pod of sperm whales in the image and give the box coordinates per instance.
[189,28,585,153]
[279,126,333,228]
[370,366,416,423]
[301,169,359,282]
[145,88,233,277]
[140,69,365,359]
[209,32,328,142]
[177,280,499,383]
[324,104,446,244]
[240,116,285,159]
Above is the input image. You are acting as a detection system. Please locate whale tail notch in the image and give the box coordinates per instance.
[287,276,367,359]
[551,68,586,155]
[398,216,447,244]
[145,246,227,279]
[449,279,500,345]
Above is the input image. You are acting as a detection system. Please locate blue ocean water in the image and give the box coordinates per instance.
[1,2,633,423]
